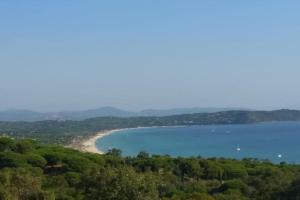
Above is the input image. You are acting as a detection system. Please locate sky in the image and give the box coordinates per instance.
[0,1,300,112]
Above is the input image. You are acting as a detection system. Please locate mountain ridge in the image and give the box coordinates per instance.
[0,106,249,122]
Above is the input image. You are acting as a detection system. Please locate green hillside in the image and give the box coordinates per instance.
[0,137,299,200]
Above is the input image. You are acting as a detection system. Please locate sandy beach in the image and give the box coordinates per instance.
[77,129,122,154]
[72,126,181,154]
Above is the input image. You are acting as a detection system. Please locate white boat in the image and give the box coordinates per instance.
[236,145,241,152]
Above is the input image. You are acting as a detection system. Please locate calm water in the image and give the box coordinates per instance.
[96,122,300,163]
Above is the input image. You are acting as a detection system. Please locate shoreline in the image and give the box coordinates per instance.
[75,129,123,154]
[71,126,186,154]
[73,127,146,154]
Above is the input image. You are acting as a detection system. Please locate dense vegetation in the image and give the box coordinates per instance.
[0,110,300,144]
[0,137,300,200]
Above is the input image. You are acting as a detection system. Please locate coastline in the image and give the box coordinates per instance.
[75,129,123,154]
[71,126,185,154]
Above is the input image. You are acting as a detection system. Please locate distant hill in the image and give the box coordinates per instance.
[55,107,135,120]
[0,109,300,144]
[137,107,247,116]
[0,107,247,122]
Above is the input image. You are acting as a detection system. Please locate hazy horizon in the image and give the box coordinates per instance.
[0,105,295,114]
[0,106,248,113]
[1,1,300,112]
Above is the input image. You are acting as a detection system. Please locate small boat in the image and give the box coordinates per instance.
[236,145,241,152]
[278,154,282,158]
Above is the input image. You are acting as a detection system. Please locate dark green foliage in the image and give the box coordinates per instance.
[14,139,35,153]
[137,151,150,159]
[0,138,299,199]
[219,179,249,194]
[42,152,63,166]
[62,155,94,172]
[106,148,122,157]
[0,168,51,200]
[82,167,159,200]
[25,153,47,168]
[280,178,300,199]
[0,137,15,152]
[0,152,28,168]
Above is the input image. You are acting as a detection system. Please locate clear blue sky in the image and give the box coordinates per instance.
[1,1,300,111]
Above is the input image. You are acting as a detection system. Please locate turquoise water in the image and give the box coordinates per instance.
[96,122,300,163]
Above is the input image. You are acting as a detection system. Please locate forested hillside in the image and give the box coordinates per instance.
[0,137,300,200]
[0,110,300,144]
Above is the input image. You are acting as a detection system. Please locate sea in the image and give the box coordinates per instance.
[96,121,300,163]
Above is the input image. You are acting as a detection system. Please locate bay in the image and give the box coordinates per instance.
[96,121,300,163]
